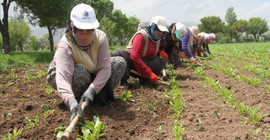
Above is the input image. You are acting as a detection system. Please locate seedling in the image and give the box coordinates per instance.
[246,106,268,126]
[43,109,55,118]
[77,115,106,140]
[45,88,53,95]
[1,127,23,140]
[174,120,184,140]
[54,126,66,139]
[114,90,134,102]
[25,115,39,130]
[194,66,205,80]
[236,101,246,115]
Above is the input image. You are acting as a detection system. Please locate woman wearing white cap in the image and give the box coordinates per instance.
[203,33,216,55]
[160,22,186,68]
[112,16,169,88]
[181,26,202,65]
[47,3,126,121]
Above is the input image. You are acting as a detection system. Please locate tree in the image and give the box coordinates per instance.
[225,7,237,25]
[126,16,140,41]
[94,0,114,21]
[198,16,225,33]
[0,34,3,53]
[112,10,128,46]
[248,17,268,42]
[0,0,15,54]
[9,18,31,52]
[225,7,237,42]
[100,15,116,46]
[232,19,248,42]
[16,0,74,52]
[40,34,50,51]
[29,36,41,51]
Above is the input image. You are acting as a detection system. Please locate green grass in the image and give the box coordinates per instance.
[0,51,54,73]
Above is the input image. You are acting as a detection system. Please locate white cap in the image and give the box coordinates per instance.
[150,16,169,32]
[188,26,200,38]
[175,23,186,36]
[70,3,99,29]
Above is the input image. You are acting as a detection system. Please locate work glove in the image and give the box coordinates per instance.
[180,52,186,58]
[189,57,202,66]
[203,52,208,57]
[149,71,159,83]
[208,51,211,55]
[79,87,95,108]
[69,98,83,121]
[160,51,168,61]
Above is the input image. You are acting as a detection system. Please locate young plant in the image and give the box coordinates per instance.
[174,120,184,140]
[54,126,66,139]
[25,115,39,130]
[114,90,135,102]
[44,88,53,95]
[43,109,55,118]
[236,101,246,115]
[77,115,106,140]
[246,106,268,126]
[194,67,205,80]
[1,127,23,140]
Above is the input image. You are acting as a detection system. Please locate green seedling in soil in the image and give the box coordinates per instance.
[114,90,135,102]
[246,106,268,126]
[1,127,23,140]
[248,128,261,137]
[43,109,55,118]
[25,115,39,130]
[77,115,106,140]
[236,101,246,115]
[38,70,47,77]
[45,88,53,95]
[194,66,205,80]
[54,126,66,139]
[215,105,224,117]
[174,120,184,140]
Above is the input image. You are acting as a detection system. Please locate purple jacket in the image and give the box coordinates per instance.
[181,29,193,58]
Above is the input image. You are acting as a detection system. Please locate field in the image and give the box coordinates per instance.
[0,43,269,139]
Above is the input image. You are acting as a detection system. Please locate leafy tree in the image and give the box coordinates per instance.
[126,16,140,42]
[40,34,50,51]
[225,7,237,25]
[112,10,128,46]
[29,36,41,51]
[248,17,269,42]
[94,0,114,21]
[0,0,15,54]
[232,19,248,42]
[224,7,237,42]
[198,16,225,33]
[9,18,31,52]
[0,34,3,53]
[100,15,116,46]
[16,0,74,52]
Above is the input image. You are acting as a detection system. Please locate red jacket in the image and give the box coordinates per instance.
[130,33,160,78]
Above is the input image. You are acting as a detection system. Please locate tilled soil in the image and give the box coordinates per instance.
[0,62,269,140]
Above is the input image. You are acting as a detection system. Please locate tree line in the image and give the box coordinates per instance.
[199,7,269,43]
[1,1,269,54]
[0,0,140,54]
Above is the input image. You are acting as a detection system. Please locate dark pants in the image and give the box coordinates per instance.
[111,49,167,81]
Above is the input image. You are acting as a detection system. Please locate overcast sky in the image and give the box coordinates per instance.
[111,0,270,27]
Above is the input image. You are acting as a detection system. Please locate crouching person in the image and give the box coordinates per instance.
[46,3,126,121]
[111,16,169,88]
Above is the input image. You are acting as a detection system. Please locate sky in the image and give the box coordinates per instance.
[111,0,270,27]
[1,0,269,42]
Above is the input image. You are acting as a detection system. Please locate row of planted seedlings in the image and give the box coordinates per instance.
[164,64,185,139]
[55,90,134,139]
[193,66,269,138]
